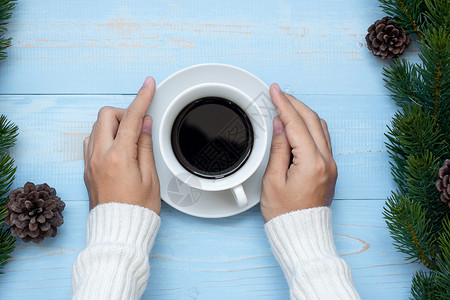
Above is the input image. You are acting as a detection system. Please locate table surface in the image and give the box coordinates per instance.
[0,0,425,299]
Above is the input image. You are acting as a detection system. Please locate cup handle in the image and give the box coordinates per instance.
[231,184,248,208]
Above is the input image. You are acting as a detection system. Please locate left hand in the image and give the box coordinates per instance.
[83,77,161,214]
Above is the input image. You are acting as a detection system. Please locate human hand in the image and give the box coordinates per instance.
[83,77,161,214]
[260,84,337,222]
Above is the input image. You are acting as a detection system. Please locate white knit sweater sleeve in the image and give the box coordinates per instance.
[72,202,161,300]
[265,206,361,300]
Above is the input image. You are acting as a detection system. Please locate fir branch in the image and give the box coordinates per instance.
[423,0,450,30]
[0,227,14,273]
[417,28,450,134]
[379,0,425,39]
[437,217,450,272]
[382,59,421,107]
[0,0,15,32]
[0,153,15,212]
[0,0,15,60]
[384,193,436,268]
[0,121,17,273]
[406,221,431,265]
[0,116,18,216]
[0,115,18,153]
[411,271,437,300]
[385,107,445,174]
[403,152,448,229]
[399,0,424,40]
[434,216,450,298]
[0,0,16,276]
[380,0,449,297]
[0,206,7,223]
[433,64,440,123]
[385,107,445,197]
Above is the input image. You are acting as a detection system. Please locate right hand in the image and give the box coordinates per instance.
[260,84,338,223]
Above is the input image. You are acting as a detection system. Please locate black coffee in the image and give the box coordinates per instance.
[171,97,254,179]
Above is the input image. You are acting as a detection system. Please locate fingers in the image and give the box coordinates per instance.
[116,77,156,146]
[321,119,333,155]
[265,117,291,181]
[283,93,331,157]
[269,84,316,156]
[83,136,93,210]
[94,107,125,150]
[137,115,157,183]
[88,123,95,158]
[83,137,89,169]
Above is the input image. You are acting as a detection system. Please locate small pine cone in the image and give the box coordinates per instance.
[365,17,411,59]
[436,159,450,208]
[5,182,65,244]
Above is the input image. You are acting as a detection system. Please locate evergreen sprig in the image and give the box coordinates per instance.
[0,227,14,271]
[418,28,450,133]
[434,217,450,297]
[0,0,15,60]
[0,116,17,274]
[0,115,18,153]
[0,0,17,274]
[384,193,436,267]
[0,152,16,211]
[380,0,450,298]
[379,0,427,39]
[410,271,437,299]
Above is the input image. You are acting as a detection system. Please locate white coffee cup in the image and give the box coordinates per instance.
[159,83,268,208]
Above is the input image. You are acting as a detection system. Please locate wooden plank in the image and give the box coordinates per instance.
[0,200,423,299]
[0,1,423,298]
[1,0,420,95]
[1,94,397,200]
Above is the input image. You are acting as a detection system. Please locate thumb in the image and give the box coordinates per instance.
[265,116,291,180]
[137,115,157,182]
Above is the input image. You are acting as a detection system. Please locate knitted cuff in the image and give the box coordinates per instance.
[264,207,337,280]
[265,207,360,299]
[86,203,161,254]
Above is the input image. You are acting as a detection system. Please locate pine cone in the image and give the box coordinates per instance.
[365,17,411,59]
[5,182,65,244]
[436,159,450,208]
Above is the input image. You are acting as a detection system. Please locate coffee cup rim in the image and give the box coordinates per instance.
[159,82,268,191]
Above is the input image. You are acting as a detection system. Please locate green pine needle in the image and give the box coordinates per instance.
[378,0,450,38]
[0,115,18,273]
[0,153,16,211]
[423,0,450,31]
[0,0,17,276]
[382,59,421,107]
[436,217,450,274]
[0,115,18,153]
[380,0,450,297]
[433,216,450,299]
[378,0,426,38]
[411,271,437,300]
[0,227,14,274]
[385,107,443,158]
[0,0,16,60]
[383,192,436,267]
[417,28,450,134]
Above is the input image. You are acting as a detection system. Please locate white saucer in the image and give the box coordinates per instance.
[148,64,276,218]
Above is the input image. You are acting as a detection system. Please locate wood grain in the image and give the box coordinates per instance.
[1,0,420,95]
[0,94,422,299]
[0,201,424,299]
[0,0,423,299]
[1,94,397,200]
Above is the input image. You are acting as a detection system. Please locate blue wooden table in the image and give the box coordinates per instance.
[1,1,425,299]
